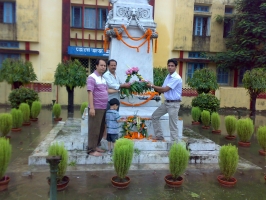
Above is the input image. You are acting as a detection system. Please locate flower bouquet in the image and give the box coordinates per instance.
[121,115,149,138]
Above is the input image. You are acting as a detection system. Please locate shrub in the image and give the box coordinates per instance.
[0,138,12,179]
[48,142,68,181]
[53,103,61,119]
[8,87,39,109]
[153,67,168,87]
[236,118,254,142]
[169,142,189,180]
[211,112,220,131]
[0,114,13,137]
[201,110,210,127]
[19,103,30,123]
[31,101,42,118]
[80,102,88,116]
[113,138,134,180]
[257,126,266,151]
[191,107,201,122]
[10,109,23,129]
[225,116,237,136]
[191,93,220,113]
[219,144,239,180]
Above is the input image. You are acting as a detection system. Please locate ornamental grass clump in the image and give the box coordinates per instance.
[48,142,68,181]
[257,126,266,151]
[0,113,13,137]
[31,101,42,119]
[225,116,237,136]
[211,112,220,131]
[0,138,12,179]
[169,142,189,181]
[201,110,210,127]
[113,138,134,181]
[219,144,239,181]
[236,118,254,142]
[10,109,23,129]
[19,103,30,123]
[53,103,61,119]
[191,107,201,122]
[80,102,88,116]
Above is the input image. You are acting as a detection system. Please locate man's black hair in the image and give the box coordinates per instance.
[107,59,117,66]
[109,98,120,106]
[96,59,106,66]
[167,58,178,66]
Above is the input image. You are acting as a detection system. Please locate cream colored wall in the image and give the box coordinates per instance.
[219,87,250,108]
[0,82,11,104]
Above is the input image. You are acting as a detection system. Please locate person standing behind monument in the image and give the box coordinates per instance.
[87,59,108,156]
[147,58,182,142]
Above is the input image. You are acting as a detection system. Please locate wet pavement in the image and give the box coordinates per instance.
[0,106,266,200]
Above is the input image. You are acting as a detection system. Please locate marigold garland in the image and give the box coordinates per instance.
[120,91,159,107]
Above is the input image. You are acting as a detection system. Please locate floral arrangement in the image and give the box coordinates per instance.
[120,67,150,97]
[121,115,150,139]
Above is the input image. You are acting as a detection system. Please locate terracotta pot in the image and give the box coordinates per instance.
[192,121,200,125]
[11,127,22,132]
[164,174,183,187]
[217,175,237,187]
[212,130,221,134]
[111,176,130,189]
[225,135,236,140]
[264,175,266,181]
[22,122,31,126]
[202,126,210,129]
[54,118,62,122]
[48,176,70,191]
[30,118,38,122]
[0,176,10,191]
[238,141,251,147]
[5,136,11,140]
[259,150,266,156]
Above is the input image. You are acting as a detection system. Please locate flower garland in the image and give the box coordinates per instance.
[120,91,159,107]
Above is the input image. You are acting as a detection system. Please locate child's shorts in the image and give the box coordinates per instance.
[107,134,118,143]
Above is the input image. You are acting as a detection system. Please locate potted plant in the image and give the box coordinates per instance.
[201,110,210,129]
[19,103,31,126]
[191,93,220,114]
[0,113,13,138]
[217,144,238,187]
[257,126,266,156]
[111,138,134,189]
[164,142,189,187]
[211,112,221,134]
[225,115,237,140]
[237,118,254,147]
[53,103,62,121]
[191,107,201,125]
[0,138,12,191]
[10,109,23,132]
[30,101,42,121]
[48,142,69,191]
[80,102,88,116]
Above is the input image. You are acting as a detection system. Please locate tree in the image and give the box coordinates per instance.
[0,58,37,89]
[54,59,87,113]
[242,68,266,116]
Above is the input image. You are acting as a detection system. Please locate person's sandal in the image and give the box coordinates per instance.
[151,136,165,140]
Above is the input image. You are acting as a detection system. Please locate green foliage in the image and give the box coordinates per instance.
[211,112,220,131]
[215,14,224,24]
[236,118,254,142]
[113,138,134,180]
[48,142,68,181]
[219,144,239,180]
[191,107,201,122]
[80,102,88,116]
[257,126,266,151]
[53,103,61,118]
[54,59,87,90]
[169,143,190,180]
[201,110,210,127]
[225,115,237,136]
[0,114,12,137]
[153,67,168,86]
[192,93,220,113]
[8,87,39,109]
[31,101,42,118]
[0,58,37,85]
[19,103,30,123]
[0,138,12,179]
[10,109,23,129]
[187,68,219,94]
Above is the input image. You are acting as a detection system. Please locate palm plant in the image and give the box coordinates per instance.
[10,109,23,129]
[237,118,254,143]
[0,114,13,137]
[31,101,42,119]
[225,115,237,136]
[191,107,201,124]
[0,138,12,181]
[53,103,61,119]
[257,126,266,153]
[201,110,210,128]
[211,112,221,133]
[19,103,30,124]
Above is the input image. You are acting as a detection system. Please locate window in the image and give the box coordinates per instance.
[188,52,206,58]
[238,68,249,85]
[217,68,229,84]
[0,41,19,48]
[186,63,205,80]
[193,16,210,36]
[0,54,20,69]
[0,2,16,24]
[223,18,234,38]
[72,7,108,29]
[225,7,233,14]
[194,6,209,12]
